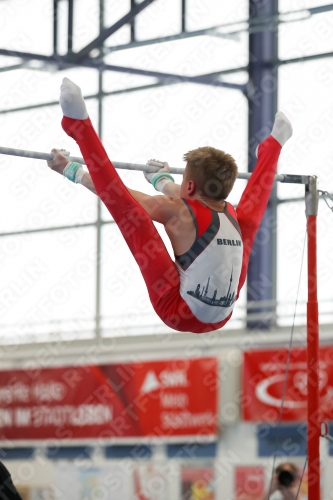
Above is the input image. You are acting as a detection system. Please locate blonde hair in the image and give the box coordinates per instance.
[275,463,299,478]
[183,146,238,200]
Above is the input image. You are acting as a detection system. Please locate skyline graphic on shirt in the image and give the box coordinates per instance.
[186,269,236,308]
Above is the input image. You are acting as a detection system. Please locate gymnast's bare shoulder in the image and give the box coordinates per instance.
[127,188,196,255]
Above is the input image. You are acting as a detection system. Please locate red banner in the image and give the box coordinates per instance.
[242,347,333,421]
[234,466,265,500]
[0,357,218,441]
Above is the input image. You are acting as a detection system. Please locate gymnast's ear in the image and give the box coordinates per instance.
[187,179,196,195]
[183,178,196,196]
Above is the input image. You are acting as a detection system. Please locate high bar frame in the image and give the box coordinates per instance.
[0,146,309,183]
[0,146,321,495]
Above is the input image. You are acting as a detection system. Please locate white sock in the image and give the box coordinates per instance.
[60,77,89,120]
[271,111,293,146]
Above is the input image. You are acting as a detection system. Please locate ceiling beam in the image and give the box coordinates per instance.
[0,48,246,92]
[0,67,247,115]
[68,0,157,62]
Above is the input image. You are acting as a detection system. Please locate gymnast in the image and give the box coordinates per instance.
[47,78,292,333]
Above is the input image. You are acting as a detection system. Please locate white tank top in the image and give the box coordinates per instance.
[175,199,243,324]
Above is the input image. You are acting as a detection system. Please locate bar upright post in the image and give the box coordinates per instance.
[306,175,320,500]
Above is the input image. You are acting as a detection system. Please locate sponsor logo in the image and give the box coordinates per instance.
[140,369,188,393]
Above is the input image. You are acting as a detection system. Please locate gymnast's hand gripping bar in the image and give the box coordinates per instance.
[0,146,309,184]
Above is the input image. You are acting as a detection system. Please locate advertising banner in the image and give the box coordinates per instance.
[234,466,265,500]
[0,357,218,440]
[242,347,333,421]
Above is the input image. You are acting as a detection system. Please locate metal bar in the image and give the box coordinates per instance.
[0,146,183,173]
[0,3,330,64]
[309,4,333,14]
[68,0,74,53]
[279,50,333,66]
[82,61,246,91]
[102,26,239,55]
[306,176,320,500]
[0,220,114,238]
[53,0,58,54]
[277,197,305,204]
[280,174,309,184]
[0,222,102,238]
[0,146,310,184]
[246,0,278,330]
[1,42,333,81]
[95,0,104,341]
[306,192,320,499]
[0,66,248,116]
[99,3,333,55]
[182,0,186,32]
[0,48,66,63]
[70,0,156,61]
[130,0,136,42]
[0,64,24,74]
[0,48,246,92]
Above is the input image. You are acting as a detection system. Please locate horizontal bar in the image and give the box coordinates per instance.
[0,220,115,238]
[0,48,246,92]
[0,64,25,74]
[0,146,311,184]
[102,26,238,55]
[0,146,185,174]
[82,61,246,92]
[279,50,333,66]
[309,5,333,15]
[279,174,309,184]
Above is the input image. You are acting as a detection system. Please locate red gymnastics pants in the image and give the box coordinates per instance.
[62,116,282,333]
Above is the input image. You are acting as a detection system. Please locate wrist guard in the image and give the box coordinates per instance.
[63,162,84,183]
[151,172,175,191]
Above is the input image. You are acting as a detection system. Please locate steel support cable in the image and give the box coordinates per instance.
[318,190,333,213]
[296,456,308,500]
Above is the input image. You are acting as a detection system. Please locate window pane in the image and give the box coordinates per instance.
[279,12,333,61]
[186,0,248,30]
[72,0,99,53]
[104,0,130,48]
[278,60,333,198]
[277,203,333,326]
[101,224,167,336]
[0,228,96,342]
[278,60,333,326]
[0,0,53,54]
[106,34,248,77]
[0,68,98,112]
[0,229,97,341]
[135,0,181,39]
[1,105,99,231]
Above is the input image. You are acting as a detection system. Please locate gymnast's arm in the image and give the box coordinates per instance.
[75,168,181,199]
[47,149,182,224]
